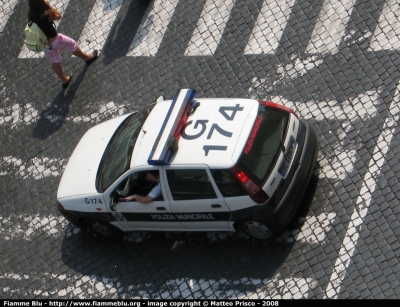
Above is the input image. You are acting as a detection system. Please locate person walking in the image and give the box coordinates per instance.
[28,0,98,89]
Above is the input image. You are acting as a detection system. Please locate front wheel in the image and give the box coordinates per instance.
[84,218,123,240]
[240,220,275,240]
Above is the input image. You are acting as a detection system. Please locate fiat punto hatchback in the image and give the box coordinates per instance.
[57,89,318,240]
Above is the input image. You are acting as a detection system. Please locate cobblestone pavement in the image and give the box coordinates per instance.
[1,0,400,299]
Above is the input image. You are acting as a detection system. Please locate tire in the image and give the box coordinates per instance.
[84,218,123,240]
[240,220,275,240]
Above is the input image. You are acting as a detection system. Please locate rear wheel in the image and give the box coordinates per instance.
[84,218,123,240]
[240,220,274,240]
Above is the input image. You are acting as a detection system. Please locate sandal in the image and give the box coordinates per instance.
[62,74,73,89]
[85,50,99,65]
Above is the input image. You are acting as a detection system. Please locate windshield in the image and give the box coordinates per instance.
[97,104,155,192]
[238,104,289,186]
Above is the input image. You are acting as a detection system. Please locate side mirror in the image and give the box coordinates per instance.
[157,95,165,103]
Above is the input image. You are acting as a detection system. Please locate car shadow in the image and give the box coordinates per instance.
[60,229,293,297]
[281,172,319,236]
[32,67,88,140]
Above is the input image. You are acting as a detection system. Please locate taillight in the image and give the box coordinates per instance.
[258,100,299,118]
[230,166,269,204]
[57,201,66,211]
[235,171,248,183]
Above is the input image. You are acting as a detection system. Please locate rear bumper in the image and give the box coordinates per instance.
[264,119,318,232]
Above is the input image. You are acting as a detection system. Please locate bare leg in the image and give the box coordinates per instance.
[72,47,95,61]
[51,63,70,84]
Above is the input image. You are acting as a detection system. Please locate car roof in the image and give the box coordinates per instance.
[130,94,259,169]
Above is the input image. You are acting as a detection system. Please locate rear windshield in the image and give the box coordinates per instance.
[97,104,155,192]
[237,104,289,186]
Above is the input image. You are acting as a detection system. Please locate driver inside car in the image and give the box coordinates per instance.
[125,170,161,204]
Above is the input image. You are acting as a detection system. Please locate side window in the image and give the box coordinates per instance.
[211,169,248,197]
[166,169,217,200]
[115,170,160,199]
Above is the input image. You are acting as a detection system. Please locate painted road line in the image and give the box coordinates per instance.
[143,276,318,299]
[77,0,124,52]
[129,276,315,299]
[270,90,380,182]
[306,0,356,55]
[247,72,378,122]
[0,103,38,127]
[324,100,399,298]
[68,101,126,123]
[18,0,71,58]
[284,212,338,244]
[0,272,121,298]
[0,214,72,241]
[0,0,19,33]
[246,56,324,96]
[127,0,179,57]
[0,101,125,128]
[261,277,320,299]
[244,0,296,55]
[270,91,376,221]
[369,0,400,51]
[0,268,317,299]
[184,0,235,56]
[0,156,68,179]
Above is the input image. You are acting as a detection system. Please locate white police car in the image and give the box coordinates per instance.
[57,89,317,240]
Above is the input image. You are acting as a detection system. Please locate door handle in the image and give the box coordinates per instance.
[156,207,166,210]
[211,204,221,208]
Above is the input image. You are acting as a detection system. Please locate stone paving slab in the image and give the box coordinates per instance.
[0,0,400,299]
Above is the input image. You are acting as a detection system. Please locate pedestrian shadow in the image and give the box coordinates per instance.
[32,67,87,140]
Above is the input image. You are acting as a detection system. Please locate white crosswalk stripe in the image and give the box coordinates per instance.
[0,265,317,299]
[184,0,235,56]
[369,0,400,51]
[18,0,71,59]
[0,156,67,179]
[0,101,126,128]
[0,0,19,33]
[306,0,356,55]
[126,0,179,57]
[323,98,399,298]
[0,214,71,241]
[244,0,296,55]
[77,0,124,53]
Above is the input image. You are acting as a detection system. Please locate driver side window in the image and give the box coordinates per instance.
[115,174,133,197]
[115,170,163,200]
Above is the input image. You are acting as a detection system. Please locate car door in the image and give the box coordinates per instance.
[164,166,232,231]
[104,167,183,231]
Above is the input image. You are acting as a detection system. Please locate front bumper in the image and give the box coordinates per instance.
[58,207,116,229]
